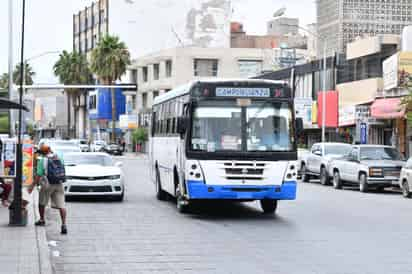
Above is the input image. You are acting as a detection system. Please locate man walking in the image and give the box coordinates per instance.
[30,145,67,234]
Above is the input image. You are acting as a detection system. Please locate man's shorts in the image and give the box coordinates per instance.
[39,183,65,209]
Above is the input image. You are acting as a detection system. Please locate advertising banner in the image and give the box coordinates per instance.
[383,51,412,90]
[2,139,16,177]
[22,142,34,186]
[339,106,356,127]
[317,91,339,128]
[294,98,313,128]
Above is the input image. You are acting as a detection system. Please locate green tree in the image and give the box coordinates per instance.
[13,62,35,88]
[54,50,92,138]
[0,73,9,89]
[90,35,131,142]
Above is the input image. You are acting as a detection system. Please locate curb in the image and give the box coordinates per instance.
[30,189,54,274]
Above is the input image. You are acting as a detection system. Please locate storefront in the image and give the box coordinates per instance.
[370,97,407,154]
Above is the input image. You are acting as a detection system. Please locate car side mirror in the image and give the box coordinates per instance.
[177,117,189,135]
[296,118,304,136]
[115,162,123,168]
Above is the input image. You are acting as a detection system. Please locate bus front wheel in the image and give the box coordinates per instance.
[260,199,278,214]
[176,185,190,213]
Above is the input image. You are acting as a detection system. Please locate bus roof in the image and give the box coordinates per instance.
[153,78,287,106]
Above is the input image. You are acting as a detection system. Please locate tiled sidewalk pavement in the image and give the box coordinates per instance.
[0,188,52,274]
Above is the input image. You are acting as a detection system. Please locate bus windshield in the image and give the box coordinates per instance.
[191,101,293,152]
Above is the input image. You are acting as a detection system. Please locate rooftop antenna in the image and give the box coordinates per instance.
[171,27,185,47]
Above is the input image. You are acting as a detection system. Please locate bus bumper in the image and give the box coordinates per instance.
[186,181,297,200]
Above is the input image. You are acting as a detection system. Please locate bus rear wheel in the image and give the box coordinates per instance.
[260,199,278,214]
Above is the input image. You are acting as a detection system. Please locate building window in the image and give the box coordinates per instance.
[153,64,160,80]
[166,60,172,77]
[142,93,148,109]
[194,59,218,77]
[153,91,159,98]
[131,69,138,84]
[142,67,148,82]
[89,95,97,110]
[238,60,263,78]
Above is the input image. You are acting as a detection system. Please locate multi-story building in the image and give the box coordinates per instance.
[267,17,299,36]
[317,0,412,57]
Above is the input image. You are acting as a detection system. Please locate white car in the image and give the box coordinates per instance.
[399,158,412,198]
[92,140,107,152]
[62,152,124,201]
[72,139,90,152]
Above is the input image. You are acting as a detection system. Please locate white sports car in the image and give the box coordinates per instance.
[62,152,124,201]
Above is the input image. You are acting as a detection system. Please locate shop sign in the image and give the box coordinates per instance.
[339,106,356,127]
[294,98,313,128]
[383,51,412,91]
[120,115,138,129]
[383,53,399,90]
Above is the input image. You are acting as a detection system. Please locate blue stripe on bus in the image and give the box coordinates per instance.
[186,181,297,200]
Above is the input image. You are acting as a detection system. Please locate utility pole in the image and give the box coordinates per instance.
[10,0,27,227]
[8,0,14,137]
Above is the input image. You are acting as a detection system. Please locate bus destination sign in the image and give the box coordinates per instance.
[215,87,271,98]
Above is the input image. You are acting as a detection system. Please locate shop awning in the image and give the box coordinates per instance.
[371,98,405,119]
[0,98,29,111]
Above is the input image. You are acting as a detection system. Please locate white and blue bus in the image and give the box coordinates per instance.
[150,79,302,214]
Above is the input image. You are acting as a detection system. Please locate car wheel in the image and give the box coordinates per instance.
[320,167,329,186]
[155,168,167,201]
[402,180,411,198]
[333,170,342,189]
[260,199,278,214]
[359,173,369,193]
[113,191,124,202]
[175,184,190,214]
[301,164,310,182]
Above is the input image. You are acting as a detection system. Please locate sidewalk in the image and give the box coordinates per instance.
[0,188,52,274]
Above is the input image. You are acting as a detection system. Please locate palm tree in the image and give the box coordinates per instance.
[90,35,131,142]
[54,50,92,138]
[13,62,35,88]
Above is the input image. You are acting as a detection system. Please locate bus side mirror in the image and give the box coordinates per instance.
[296,118,304,135]
[177,117,188,135]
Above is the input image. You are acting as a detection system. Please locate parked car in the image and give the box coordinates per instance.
[329,145,405,192]
[399,158,412,198]
[103,143,123,156]
[63,152,124,201]
[72,139,90,152]
[91,140,106,152]
[300,142,352,185]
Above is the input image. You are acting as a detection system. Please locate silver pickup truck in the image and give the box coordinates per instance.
[328,145,405,192]
[300,142,352,185]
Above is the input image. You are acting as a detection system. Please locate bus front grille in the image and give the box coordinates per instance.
[222,161,266,181]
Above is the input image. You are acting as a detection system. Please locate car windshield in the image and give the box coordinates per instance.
[324,145,352,156]
[191,101,292,152]
[360,147,404,161]
[79,140,87,145]
[64,154,113,166]
[95,141,105,145]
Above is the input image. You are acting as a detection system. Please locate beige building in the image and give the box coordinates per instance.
[131,47,311,125]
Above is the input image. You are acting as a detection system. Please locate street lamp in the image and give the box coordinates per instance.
[273,8,328,144]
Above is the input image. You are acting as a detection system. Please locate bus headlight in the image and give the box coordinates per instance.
[284,161,298,181]
[186,161,205,182]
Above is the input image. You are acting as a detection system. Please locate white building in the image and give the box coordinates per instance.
[130,46,310,125]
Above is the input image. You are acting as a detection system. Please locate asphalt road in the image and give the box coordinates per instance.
[45,156,412,274]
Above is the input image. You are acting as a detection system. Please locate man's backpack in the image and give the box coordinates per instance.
[47,155,66,184]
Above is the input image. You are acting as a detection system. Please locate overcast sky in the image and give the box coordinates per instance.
[0,0,316,84]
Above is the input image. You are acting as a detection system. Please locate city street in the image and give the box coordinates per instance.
[44,156,412,274]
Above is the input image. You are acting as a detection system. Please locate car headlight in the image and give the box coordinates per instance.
[109,175,121,180]
[369,167,383,177]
